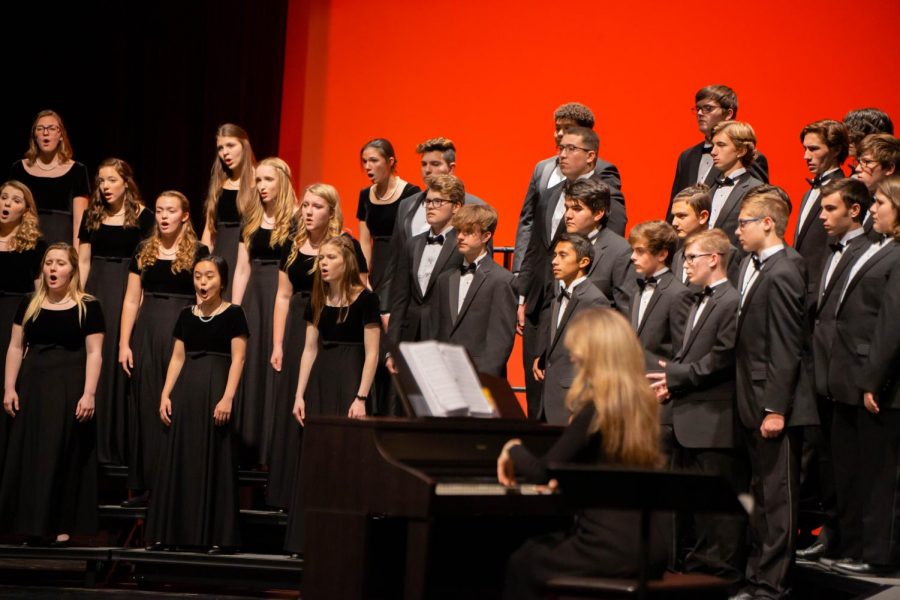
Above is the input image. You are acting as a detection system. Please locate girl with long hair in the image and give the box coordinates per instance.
[0,244,104,546]
[8,110,90,245]
[119,192,209,506]
[77,159,154,465]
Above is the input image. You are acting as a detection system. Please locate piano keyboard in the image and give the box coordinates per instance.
[434,482,549,496]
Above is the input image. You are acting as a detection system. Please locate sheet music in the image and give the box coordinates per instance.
[438,345,495,417]
[400,341,469,416]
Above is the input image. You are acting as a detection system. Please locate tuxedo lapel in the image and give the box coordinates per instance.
[404,192,425,237]
[448,270,461,323]
[426,232,458,295]
[538,158,558,192]
[794,189,815,242]
[714,177,750,229]
[544,184,564,243]
[412,235,427,299]
[453,264,488,330]
[549,289,580,353]
[681,294,717,355]
[816,237,865,314]
[836,242,894,313]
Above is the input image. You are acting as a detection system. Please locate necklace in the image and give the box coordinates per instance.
[374,178,401,201]
[195,301,224,322]
[262,213,276,226]
[159,245,178,258]
[107,206,126,218]
[47,294,70,305]
[34,158,61,172]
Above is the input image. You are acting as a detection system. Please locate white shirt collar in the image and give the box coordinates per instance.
[561,276,587,294]
[758,243,785,262]
[840,227,866,245]
[463,250,488,268]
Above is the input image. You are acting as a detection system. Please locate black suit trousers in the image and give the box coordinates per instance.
[859,406,900,566]
[522,315,543,420]
[830,402,864,560]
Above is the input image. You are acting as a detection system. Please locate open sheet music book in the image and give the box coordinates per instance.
[398,341,497,418]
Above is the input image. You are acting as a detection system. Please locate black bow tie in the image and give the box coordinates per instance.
[459,263,477,275]
[715,177,735,187]
[426,234,444,245]
[558,288,572,302]
[701,144,713,154]
[636,276,659,291]
[806,177,823,189]
[750,253,763,271]
[829,241,845,254]
[694,286,714,302]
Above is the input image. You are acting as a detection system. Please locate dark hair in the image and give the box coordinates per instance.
[800,119,851,164]
[695,85,738,118]
[555,232,593,268]
[360,138,397,172]
[416,137,456,164]
[844,108,894,146]
[628,221,679,267]
[856,133,900,171]
[820,178,871,223]
[554,103,595,128]
[564,178,610,225]
[562,126,599,152]
[672,184,712,216]
[195,254,230,292]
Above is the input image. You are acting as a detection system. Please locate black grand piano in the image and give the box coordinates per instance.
[300,416,565,600]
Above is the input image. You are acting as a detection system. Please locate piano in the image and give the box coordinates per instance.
[300,416,566,600]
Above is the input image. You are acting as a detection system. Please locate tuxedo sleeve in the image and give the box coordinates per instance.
[380,204,410,314]
[513,162,543,273]
[761,265,806,415]
[857,256,900,395]
[427,272,449,343]
[482,274,518,377]
[668,287,694,355]
[387,238,414,345]
[611,246,637,319]
[666,297,738,392]
[516,217,543,300]
[597,163,627,236]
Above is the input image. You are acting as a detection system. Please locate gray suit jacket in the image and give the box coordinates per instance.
[537,281,610,425]
[586,227,637,319]
[428,257,517,377]
[631,271,693,369]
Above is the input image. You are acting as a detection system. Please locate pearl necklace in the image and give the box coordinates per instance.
[374,178,401,201]
[262,213,276,226]
[194,301,225,322]
[47,294,70,305]
[159,245,178,258]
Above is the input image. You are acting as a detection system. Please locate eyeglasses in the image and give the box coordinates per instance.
[424,198,450,207]
[683,252,716,264]
[556,144,591,155]
[692,104,721,114]
[34,125,60,134]
[737,216,764,229]
[855,157,879,170]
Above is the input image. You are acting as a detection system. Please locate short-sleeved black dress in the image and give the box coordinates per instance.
[212,189,241,301]
[9,160,91,244]
[234,226,288,465]
[147,304,249,549]
[126,242,210,491]
[0,297,105,537]
[79,210,155,465]
[0,240,46,478]
[283,287,380,553]
[265,234,368,509]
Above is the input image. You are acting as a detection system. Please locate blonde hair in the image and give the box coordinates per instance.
[241,157,296,248]
[86,158,144,231]
[711,120,758,167]
[741,186,790,238]
[310,235,364,327]
[137,191,200,273]
[286,183,344,268]
[24,109,73,166]
[684,228,732,268]
[876,175,900,241]
[0,180,42,251]
[451,203,498,235]
[564,308,661,468]
[204,123,257,237]
[23,243,94,324]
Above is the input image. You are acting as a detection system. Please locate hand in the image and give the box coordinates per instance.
[535,479,559,494]
[3,390,19,417]
[864,392,880,414]
[532,357,544,382]
[348,398,367,419]
[646,372,670,403]
[270,345,283,372]
[213,398,232,425]
[516,304,526,336]
[497,439,522,487]
[760,413,785,439]
[385,355,398,374]
[380,313,390,332]
[160,396,172,426]
[293,396,306,426]
[119,345,134,377]
[75,394,95,422]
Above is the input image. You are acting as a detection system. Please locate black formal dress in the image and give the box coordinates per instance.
[0,240,46,478]
[212,189,242,301]
[9,160,91,244]
[266,234,367,509]
[79,210,154,465]
[503,403,670,600]
[0,297,104,537]
[126,243,210,491]
[283,288,381,553]
[146,304,249,549]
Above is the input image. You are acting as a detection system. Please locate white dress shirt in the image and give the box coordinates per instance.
[692,277,729,329]
[637,267,670,327]
[740,243,784,307]
[417,225,453,295]
[709,167,746,228]
[557,276,587,328]
[797,167,841,235]
[697,143,714,184]
[822,227,865,292]
[457,251,487,312]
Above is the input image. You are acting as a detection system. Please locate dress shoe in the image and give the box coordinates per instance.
[145,542,166,551]
[50,538,70,548]
[207,546,236,555]
[727,592,754,600]
[832,560,896,576]
[796,541,827,560]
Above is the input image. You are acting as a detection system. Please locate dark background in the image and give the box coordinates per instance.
[0,0,289,226]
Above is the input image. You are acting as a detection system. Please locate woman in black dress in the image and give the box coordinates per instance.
[0,181,45,478]
[266,183,367,509]
[497,308,670,600]
[1,243,104,545]
[201,123,257,300]
[230,157,296,466]
[283,235,380,555]
[78,159,154,466]
[8,110,90,246]
[147,255,248,554]
[119,191,209,506]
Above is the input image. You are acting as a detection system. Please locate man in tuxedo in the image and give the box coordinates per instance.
[387,174,464,355]
[800,179,871,563]
[843,108,894,158]
[429,204,516,377]
[828,178,900,576]
[854,134,900,234]
[670,184,741,286]
[532,233,609,424]
[647,228,746,586]
[707,121,766,248]
[732,188,818,599]
[666,84,769,220]
[513,102,627,274]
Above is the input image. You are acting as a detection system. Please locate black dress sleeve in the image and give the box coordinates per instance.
[129,243,144,274]
[137,208,156,239]
[360,290,380,325]
[229,305,251,339]
[77,216,91,243]
[13,296,32,326]
[279,242,292,272]
[172,307,189,341]
[509,404,599,484]
[356,188,369,222]
[72,163,91,198]
[82,299,106,335]
[345,233,368,274]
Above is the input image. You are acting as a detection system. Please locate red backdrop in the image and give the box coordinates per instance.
[279,0,900,392]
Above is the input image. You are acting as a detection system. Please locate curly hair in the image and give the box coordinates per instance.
[241,157,296,248]
[286,182,344,268]
[1,180,42,251]
[554,103,595,128]
[137,191,200,274]
[85,158,144,232]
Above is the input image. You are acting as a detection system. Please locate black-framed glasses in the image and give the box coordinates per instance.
[556,144,590,155]
[34,125,60,134]
[855,157,879,170]
[692,104,721,114]
[424,198,450,208]
[683,252,716,264]
[737,216,764,229]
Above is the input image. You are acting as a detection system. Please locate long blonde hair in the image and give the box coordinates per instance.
[86,158,144,231]
[286,182,344,268]
[137,191,200,274]
[310,235,364,327]
[564,308,661,468]
[24,109,74,166]
[204,123,256,237]
[241,157,296,248]
[23,243,94,324]
[1,180,42,251]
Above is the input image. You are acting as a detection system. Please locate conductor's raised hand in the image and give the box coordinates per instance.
[159,396,172,426]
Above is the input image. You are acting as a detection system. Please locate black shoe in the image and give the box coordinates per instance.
[22,536,49,547]
[289,552,301,560]
[796,541,827,560]
[121,491,149,508]
[145,542,166,551]
[832,560,896,576]
[207,546,236,555]
[50,538,70,548]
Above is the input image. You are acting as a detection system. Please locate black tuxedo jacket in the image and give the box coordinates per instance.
[708,171,766,248]
[514,156,627,272]
[585,227,637,318]
[735,248,817,429]
[666,282,740,448]
[667,142,770,219]
[387,229,463,345]
[829,240,900,408]
[429,257,517,377]
[630,270,693,369]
